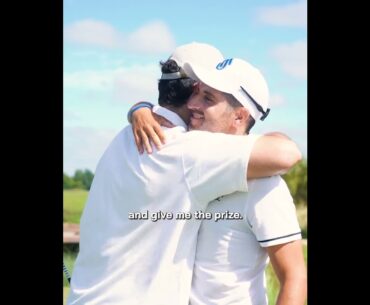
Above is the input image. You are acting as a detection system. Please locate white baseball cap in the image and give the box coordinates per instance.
[184,58,270,121]
[162,42,224,80]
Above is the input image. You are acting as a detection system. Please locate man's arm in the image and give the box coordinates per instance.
[267,240,307,305]
[128,103,174,154]
[131,107,174,154]
[246,175,306,304]
[128,103,302,178]
[247,135,302,179]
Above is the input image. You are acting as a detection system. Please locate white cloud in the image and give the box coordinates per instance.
[112,64,159,103]
[64,19,176,54]
[64,64,159,103]
[64,69,116,91]
[257,0,307,28]
[271,41,307,79]
[126,21,176,54]
[269,94,286,107]
[64,126,119,175]
[64,19,122,48]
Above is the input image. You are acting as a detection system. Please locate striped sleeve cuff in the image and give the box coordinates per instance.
[258,232,302,247]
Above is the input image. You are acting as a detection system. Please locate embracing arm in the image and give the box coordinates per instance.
[247,134,302,179]
[267,240,307,305]
[129,104,173,154]
[128,102,302,176]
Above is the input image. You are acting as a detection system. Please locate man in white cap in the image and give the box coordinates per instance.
[186,58,306,305]
[132,57,306,304]
[67,43,302,305]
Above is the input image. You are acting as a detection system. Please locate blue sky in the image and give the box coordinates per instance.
[64,0,307,175]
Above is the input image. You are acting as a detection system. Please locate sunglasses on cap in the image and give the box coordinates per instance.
[240,86,270,121]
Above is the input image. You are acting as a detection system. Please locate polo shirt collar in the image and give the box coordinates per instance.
[152,105,188,129]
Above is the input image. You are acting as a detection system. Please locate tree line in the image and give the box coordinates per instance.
[64,160,307,206]
[64,169,94,190]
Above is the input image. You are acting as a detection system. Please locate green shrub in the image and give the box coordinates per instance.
[283,159,307,206]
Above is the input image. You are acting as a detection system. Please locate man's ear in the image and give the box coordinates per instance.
[234,107,249,126]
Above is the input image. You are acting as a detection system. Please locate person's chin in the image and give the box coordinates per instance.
[189,117,204,129]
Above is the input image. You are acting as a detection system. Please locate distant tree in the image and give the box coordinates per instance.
[82,169,94,190]
[73,169,94,190]
[70,170,83,189]
[63,173,79,189]
[282,159,307,206]
[73,169,84,184]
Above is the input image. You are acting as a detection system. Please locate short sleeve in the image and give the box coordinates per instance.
[182,131,260,206]
[246,176,301,247]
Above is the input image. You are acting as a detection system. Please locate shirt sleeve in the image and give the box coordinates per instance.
[245,176,302,247]
[182,131,260,206]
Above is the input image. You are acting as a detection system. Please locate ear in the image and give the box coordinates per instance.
[234,107,249,126]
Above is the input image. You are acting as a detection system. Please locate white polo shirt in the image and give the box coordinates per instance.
[67,106,260,305]
[191,176,301,305]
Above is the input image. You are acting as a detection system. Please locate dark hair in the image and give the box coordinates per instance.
[158,59,196,107]
[224,93,256,134]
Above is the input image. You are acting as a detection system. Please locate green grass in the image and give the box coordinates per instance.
[63,189,88,223]
[63,251,77,287]
[63,244,307,304]
[266,261,280,303]
[63,250,78,305]
[64,287,69,305]
[266,243,307,305]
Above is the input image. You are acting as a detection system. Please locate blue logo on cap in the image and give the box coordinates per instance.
[216,58,233,70]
